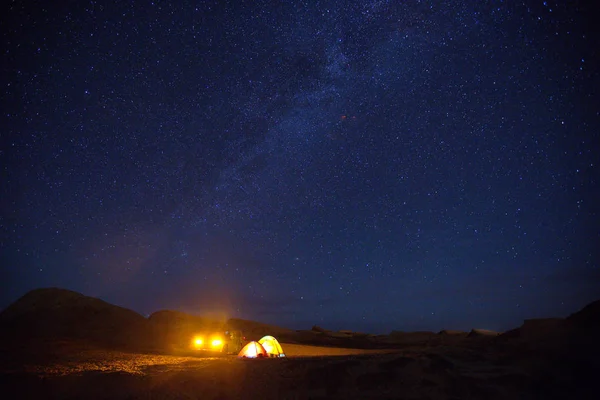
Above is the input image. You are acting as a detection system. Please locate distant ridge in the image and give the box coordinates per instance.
[1,288,599,354]
[467,329,501,337]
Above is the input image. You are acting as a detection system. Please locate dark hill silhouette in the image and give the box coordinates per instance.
[0,288,160,352]
[499,300,600,345]
[566,299,600,330]
[500,318,564,339]
[562,299,600,357]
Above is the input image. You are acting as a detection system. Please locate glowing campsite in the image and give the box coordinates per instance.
[236,335,285,358]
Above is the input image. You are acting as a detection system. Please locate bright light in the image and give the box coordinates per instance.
[211,339,222,347]
[262,342,273,353]
[193,337,203,347]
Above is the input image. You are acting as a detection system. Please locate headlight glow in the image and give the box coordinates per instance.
[211,339,222,347]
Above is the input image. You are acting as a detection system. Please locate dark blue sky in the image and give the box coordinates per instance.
[2,0,598,334]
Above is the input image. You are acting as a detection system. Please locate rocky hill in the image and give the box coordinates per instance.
[0,288,161,352]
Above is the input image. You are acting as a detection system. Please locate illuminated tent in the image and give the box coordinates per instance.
[238,341,268,358]
[258,335,285,357]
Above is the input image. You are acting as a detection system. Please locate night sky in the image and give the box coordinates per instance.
[2,1,599,334]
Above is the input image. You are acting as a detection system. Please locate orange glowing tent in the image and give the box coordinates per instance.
[238,341,268,358]
[258,335,285,357]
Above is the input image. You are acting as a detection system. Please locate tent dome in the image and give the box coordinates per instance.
[238,341,268,358]
[258,335,285,357]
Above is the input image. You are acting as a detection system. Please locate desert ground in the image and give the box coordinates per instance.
[1,336,597,399]
[1,289,598,399]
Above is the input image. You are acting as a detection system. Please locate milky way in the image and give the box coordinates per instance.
[2,0,598,332]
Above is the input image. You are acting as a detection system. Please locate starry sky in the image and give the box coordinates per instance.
[1,0,599,334]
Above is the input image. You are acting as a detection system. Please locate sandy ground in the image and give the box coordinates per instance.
[284,343,395,357]
[0,343,394,377]
[1,340,597,399]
